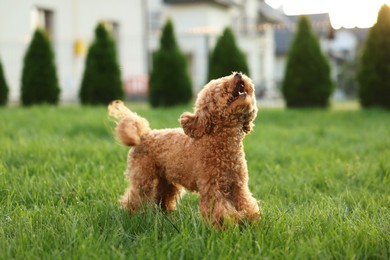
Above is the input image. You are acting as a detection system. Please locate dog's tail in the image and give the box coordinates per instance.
[108,100,151,146]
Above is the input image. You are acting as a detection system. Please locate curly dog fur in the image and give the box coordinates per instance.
[108,72,260,227]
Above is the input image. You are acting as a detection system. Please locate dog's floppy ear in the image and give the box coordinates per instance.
[180,108,212,138]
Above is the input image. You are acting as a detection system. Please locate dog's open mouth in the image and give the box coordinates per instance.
[228,81,247,105]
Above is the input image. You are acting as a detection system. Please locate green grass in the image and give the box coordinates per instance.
[1,104,389,259]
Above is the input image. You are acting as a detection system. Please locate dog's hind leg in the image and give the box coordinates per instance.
[119,179,156,213]
[119,161,160,213]
[155,178,182,212]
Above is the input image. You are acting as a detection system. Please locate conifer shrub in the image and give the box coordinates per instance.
[21,29,60,105]
[208,27,249,81]
[79,22,123,105]
[0,57,8,106]
[357,5,390,109]
[282,16,333,108]
[149,19,192,107]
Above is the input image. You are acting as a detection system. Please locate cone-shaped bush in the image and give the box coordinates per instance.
[0,57,8,106]
[357,5,390,109]
[208,27,249,81]
[21,29,60,105]
[149,19,193,107]
[80,22,123,105]
[282,16,333,108]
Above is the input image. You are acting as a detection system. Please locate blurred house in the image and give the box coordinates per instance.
[148,0,287,98]
[273,13,369,99]
[0,0,290,103]
[0,0,146,103]
[0,0,371,103]
[328,28,368,99]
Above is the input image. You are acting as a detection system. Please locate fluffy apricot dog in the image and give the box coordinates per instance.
[108,72,260,227]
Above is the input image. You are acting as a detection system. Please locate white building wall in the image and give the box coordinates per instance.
[262,26,276,96]
[0,1,36,102]
[152,2,278,96]
[237,36,261,83]
[0,0,282,102]
[161,0,275,96]
[0,0,145,103]
[237,27,276,98]
[274,56,286,87]
[163,4,232,91]
[165,4,230,34]
[329,30,358,59]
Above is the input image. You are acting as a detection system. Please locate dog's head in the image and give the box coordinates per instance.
[180,72,257,138]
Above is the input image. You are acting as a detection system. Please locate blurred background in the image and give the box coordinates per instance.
[0,0,388,104]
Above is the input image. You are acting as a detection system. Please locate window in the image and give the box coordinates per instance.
[149,11,161,32]
[31,7,54,38]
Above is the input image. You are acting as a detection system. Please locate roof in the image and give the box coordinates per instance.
[342,27,369,42]
[258,2,289,24]
[163,0,235,8]
[289,13,332,38]
[274,13,333,55]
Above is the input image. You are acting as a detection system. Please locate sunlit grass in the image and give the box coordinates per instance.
[0,104,389,259]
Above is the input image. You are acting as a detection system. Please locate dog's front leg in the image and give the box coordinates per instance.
[199,192,241,227]
[232,186,261,223]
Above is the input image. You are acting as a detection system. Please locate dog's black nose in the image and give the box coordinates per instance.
[234,72,242,79]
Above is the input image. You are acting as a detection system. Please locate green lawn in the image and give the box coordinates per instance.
[0,104,389,259]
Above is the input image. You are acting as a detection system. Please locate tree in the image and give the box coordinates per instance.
[0,57,8,106]
[149,19,192,107]
[208,28,249,81]
[282,16,333,108]
[80,22,123,105]
[21,29,60,105]
[357,5,390,109]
